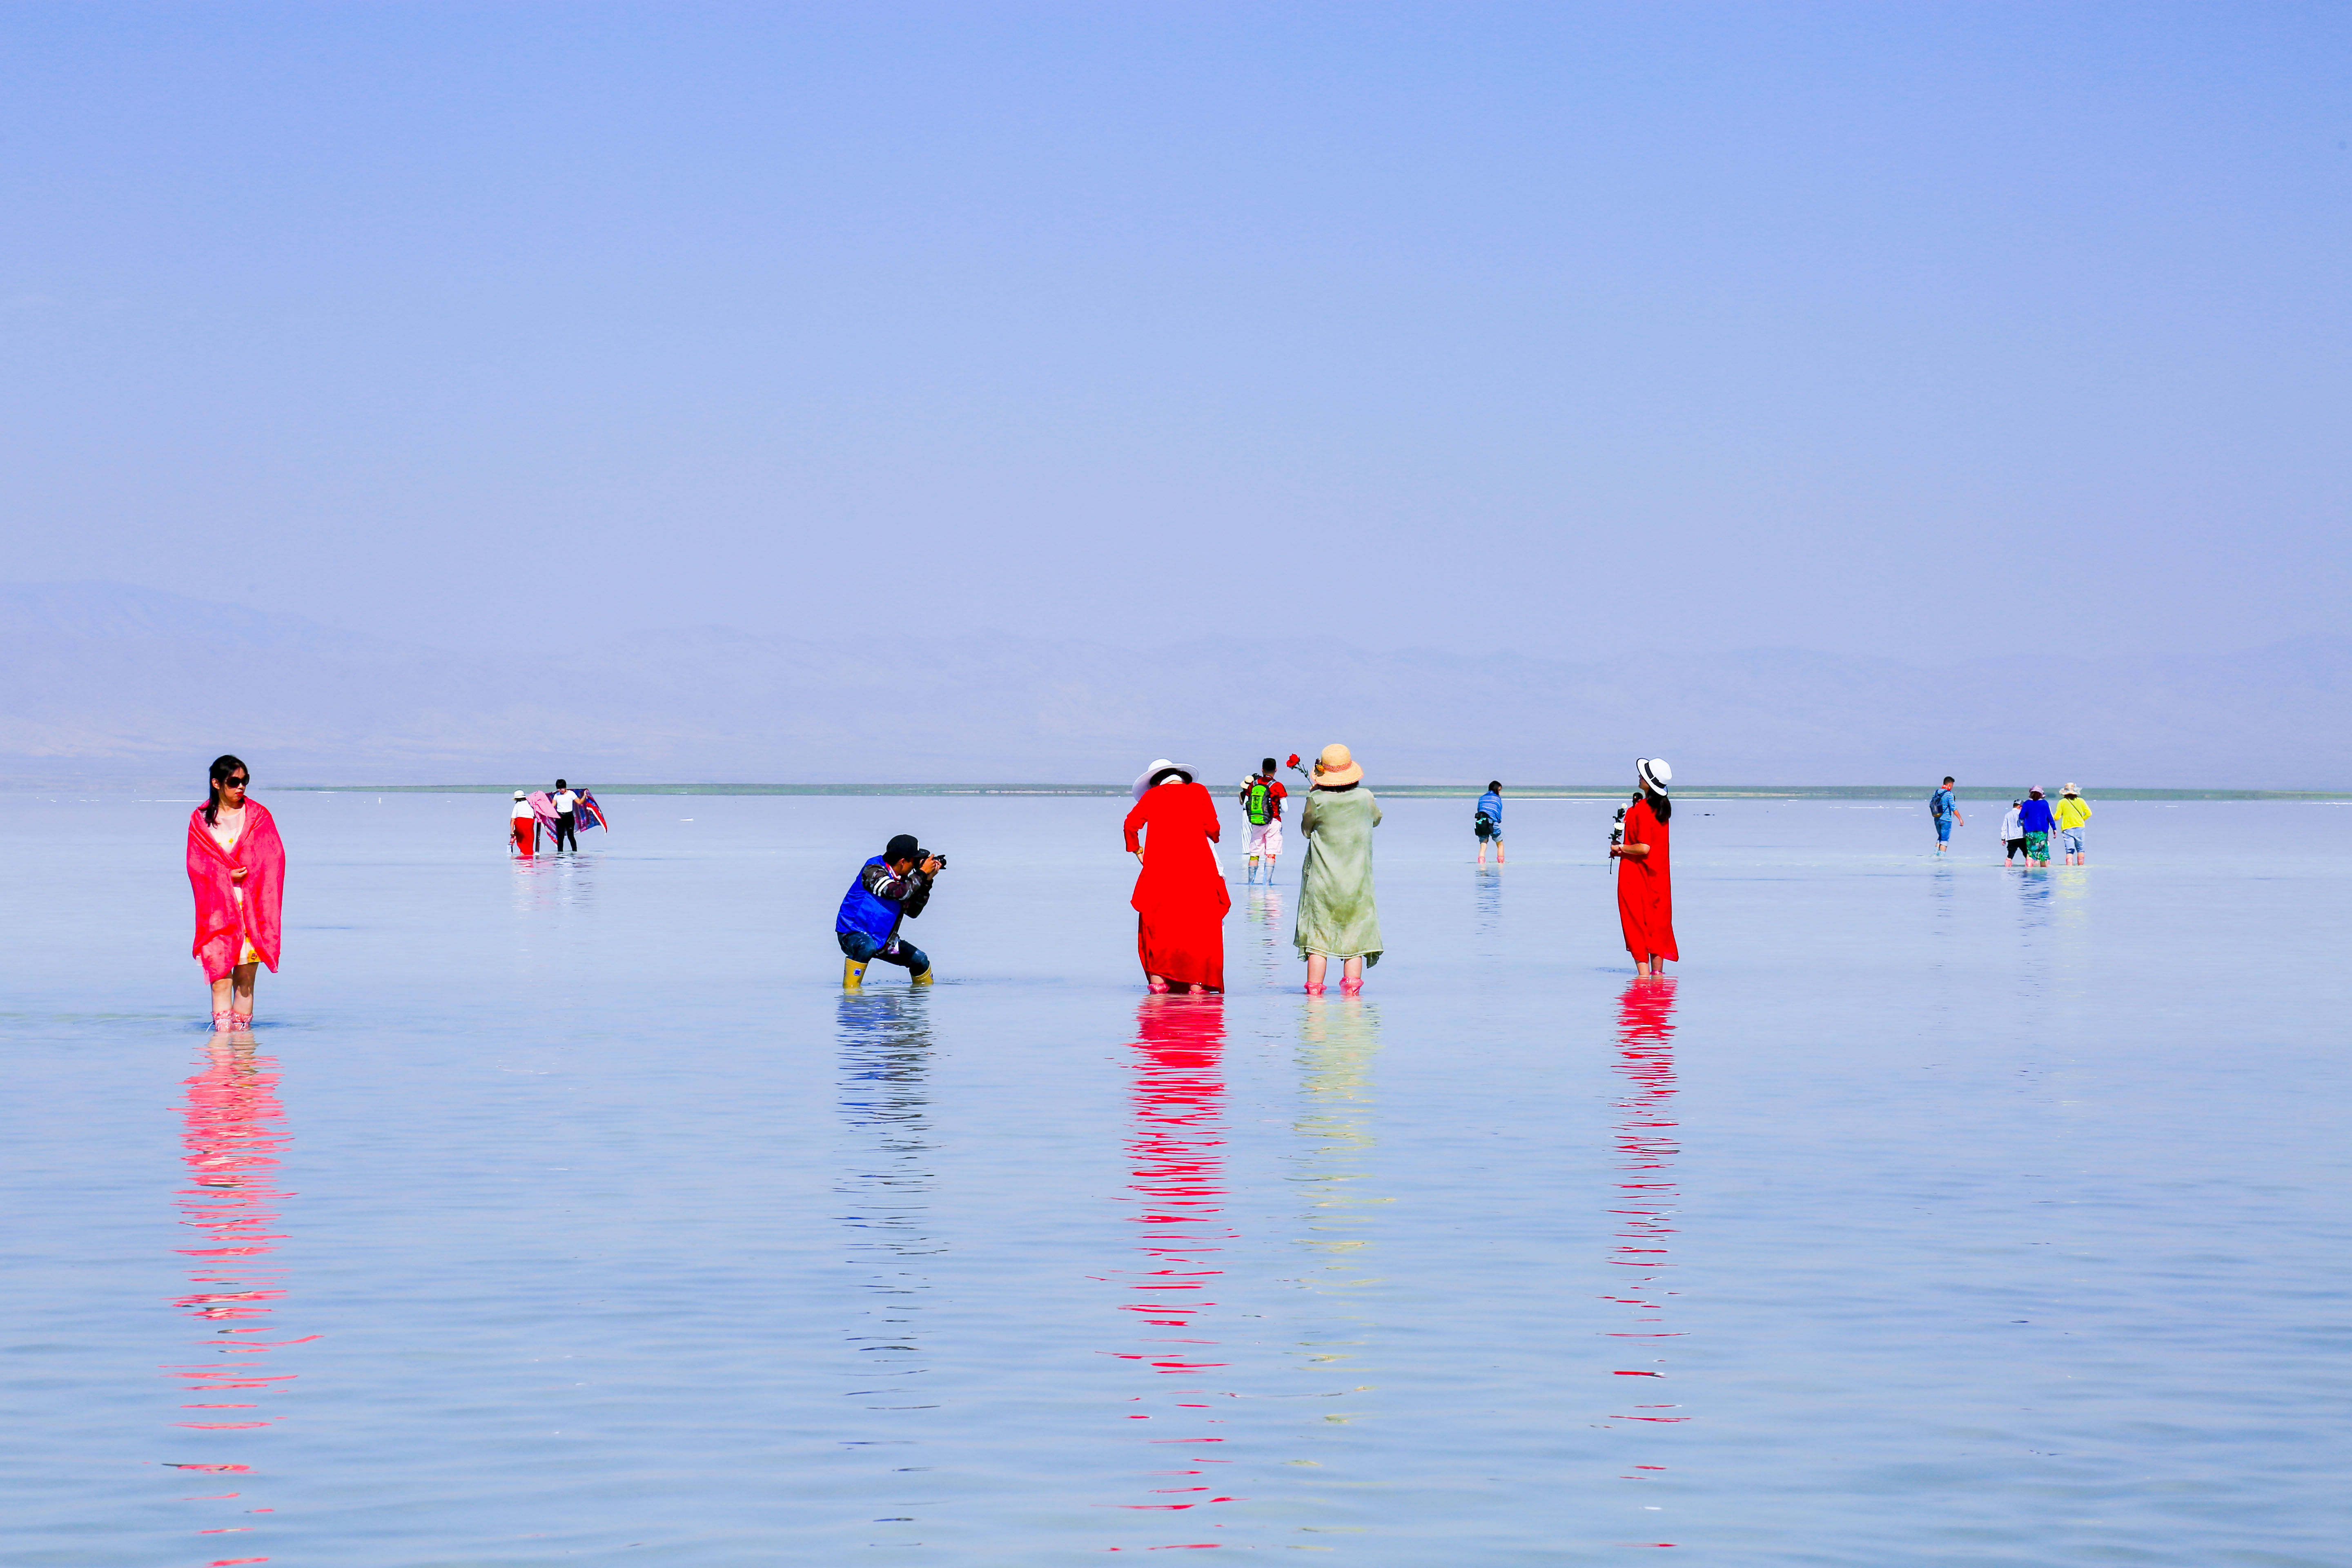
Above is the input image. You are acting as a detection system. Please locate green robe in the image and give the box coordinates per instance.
[1294,786,1383,962]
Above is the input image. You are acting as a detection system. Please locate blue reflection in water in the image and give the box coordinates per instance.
[1604,980,1684,1541]
[833,991,942,1541]
[1102,995,1236,1544]
[164,1038,312,1551]
[1474,863,1503,945]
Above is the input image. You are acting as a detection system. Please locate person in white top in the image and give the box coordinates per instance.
[511,791,537,857]
[2000,800,2026,866]
[552,778,580,852]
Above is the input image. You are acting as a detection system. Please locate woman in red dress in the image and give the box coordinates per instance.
[1610,757,1678,976]
[1123,759,1230,993]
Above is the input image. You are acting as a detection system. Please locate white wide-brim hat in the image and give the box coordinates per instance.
[1637,757,1672,793]
[513,791,527,800]
[1131,759,1196,800]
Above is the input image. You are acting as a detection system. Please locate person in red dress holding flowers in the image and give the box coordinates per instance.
[1610,757,1678,977]
[1123,759,1230,993]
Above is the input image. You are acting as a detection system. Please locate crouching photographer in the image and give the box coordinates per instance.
[837,832,944,987]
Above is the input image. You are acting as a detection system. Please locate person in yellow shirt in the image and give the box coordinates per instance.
[2055,784,2093,865]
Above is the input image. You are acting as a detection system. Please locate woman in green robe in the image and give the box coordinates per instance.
[1294,743,1383,993]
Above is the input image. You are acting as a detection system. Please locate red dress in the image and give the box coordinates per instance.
[1616,796,1678,963]
[1123,782,1230,991]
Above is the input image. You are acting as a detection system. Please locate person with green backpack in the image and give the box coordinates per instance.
[1237,757,1290,884]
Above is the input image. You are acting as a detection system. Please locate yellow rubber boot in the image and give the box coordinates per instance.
[911,967,935,986]
[843,957,869,988]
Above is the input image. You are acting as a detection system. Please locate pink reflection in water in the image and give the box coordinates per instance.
[165,1039,307,1559]
[1101,997,1239,1543]
[1604,980,1685,1542]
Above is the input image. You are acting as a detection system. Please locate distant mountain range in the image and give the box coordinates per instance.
[5,581,2346,788]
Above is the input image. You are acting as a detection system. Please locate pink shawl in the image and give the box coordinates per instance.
[187,800,286,980]
[526,791,562,849]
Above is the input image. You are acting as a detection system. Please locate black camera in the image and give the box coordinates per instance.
[921,850,946,869]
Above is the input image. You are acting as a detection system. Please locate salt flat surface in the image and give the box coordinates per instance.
[6,791,2350,1565]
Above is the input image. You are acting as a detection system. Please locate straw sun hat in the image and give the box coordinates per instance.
[1313,744,1364,787]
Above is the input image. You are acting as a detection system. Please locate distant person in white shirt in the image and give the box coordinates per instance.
[552,778,580,852]
[2001,800,2026,866]
[511,791,537,857]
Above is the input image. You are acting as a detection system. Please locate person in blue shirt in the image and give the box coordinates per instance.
[2016,788,2057,867]
[837,832,943,987]
[1929,776,1963,854]
[1475,781,1505,865]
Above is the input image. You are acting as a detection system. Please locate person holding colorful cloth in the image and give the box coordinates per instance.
[186,754,286,1032]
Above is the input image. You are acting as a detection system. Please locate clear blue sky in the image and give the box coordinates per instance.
[4,3,2346,660]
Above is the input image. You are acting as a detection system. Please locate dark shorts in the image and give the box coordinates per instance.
[1474,817,1498,840]
[839,929,930,975]
[2005,838,2026,860]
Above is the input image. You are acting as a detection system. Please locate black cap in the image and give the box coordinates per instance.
[885,833,920,864]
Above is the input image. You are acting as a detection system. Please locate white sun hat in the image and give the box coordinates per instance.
[1637,757,1672,793]
[1131,759,1196,800]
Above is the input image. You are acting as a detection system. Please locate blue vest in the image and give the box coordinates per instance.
[836,855,904,942]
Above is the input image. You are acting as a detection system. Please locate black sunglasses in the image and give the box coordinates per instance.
[222,776,249,788]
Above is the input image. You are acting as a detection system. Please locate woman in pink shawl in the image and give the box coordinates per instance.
[186,754,286,1032]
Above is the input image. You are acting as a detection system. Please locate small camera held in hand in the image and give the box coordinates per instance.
[920,850,946,870]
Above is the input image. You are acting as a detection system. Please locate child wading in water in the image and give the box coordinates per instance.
[1475,781,1504,864]
[1238,758,1288,884]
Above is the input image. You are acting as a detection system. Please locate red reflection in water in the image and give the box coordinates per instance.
[1604,980,1684,1540]
[165,1040,309,1558]
[1100,997,1239,1545]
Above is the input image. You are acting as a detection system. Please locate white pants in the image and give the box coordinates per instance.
[1247,821,1283,859]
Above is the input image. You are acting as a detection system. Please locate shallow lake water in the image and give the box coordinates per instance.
[7,790,2350,1565]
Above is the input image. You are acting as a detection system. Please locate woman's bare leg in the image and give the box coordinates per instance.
[1305,954,1329,989]
[211,976,234,1021]
[232,962,258,1021]
[1341,957,1364,987]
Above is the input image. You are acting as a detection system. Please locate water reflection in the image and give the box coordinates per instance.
[2012,861,2056,935]
[833,991,941,1542]
[164,1038,311,1548]
[1290,998,1386,1412]
[1603,981,1684,1540]
[1474,865,1503,945]
[1241,885,1288,989]
[509,851,597,913]
[1103,995,1236,1543]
